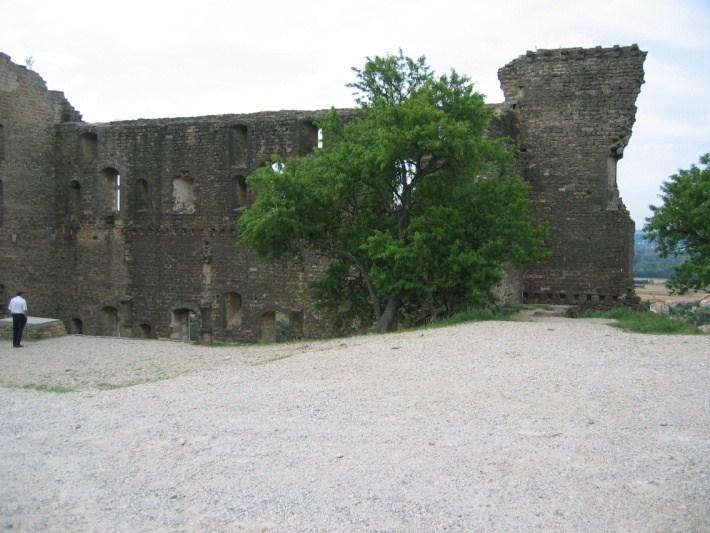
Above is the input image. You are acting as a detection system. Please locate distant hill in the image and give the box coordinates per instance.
[634,230,686,279]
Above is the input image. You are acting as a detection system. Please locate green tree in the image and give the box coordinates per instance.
[241,51,546,333]
[645,153,710,292]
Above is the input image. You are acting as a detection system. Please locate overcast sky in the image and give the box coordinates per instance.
[2,0,708,226]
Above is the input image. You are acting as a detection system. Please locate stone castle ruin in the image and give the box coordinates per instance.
[0,45,646,342]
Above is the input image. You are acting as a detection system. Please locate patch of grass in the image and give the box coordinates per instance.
[18,383,75,394]
[425,306,518,329]
[96,382,125,390]
[581,308,700,334]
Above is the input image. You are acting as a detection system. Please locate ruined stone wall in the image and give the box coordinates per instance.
[0,46,646,340]
[51,113,329,340]
[0,53,80,316]
[498,45,645,307]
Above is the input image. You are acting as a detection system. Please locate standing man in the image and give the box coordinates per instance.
[8,291,28,348]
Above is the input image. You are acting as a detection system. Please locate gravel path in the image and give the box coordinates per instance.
[1,318,709,531]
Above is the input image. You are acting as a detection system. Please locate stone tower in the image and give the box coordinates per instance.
[498,45,646,306]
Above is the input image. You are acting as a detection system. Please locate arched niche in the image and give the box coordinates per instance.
[234,175,248,209]
[224,292,242,328]
[69,318,83,334]
[134,178,149,213]
[99,306,119,336]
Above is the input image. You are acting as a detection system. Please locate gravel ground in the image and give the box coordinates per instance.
[1,318,709,532]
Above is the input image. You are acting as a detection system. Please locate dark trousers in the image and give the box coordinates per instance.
[12,314,27,347]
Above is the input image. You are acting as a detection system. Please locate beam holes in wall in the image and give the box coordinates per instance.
[225,292,242,329]
[79,132,97,163]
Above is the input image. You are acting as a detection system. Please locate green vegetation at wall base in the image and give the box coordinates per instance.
[581,308,701,335]
[423,305,521,329]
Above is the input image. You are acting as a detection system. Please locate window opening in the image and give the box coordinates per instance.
[230,125,248,167]
[79,132,97,163]
[172,171,195,214]
[234,175,247,208]
[298,120,318,155]
[101,167,120,213]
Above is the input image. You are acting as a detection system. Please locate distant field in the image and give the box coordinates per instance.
[635,280,708,304]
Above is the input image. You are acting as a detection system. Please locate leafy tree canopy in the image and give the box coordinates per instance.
[240,51,547,333]
[644,153,710,292]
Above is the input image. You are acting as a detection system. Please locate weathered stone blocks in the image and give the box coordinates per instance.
[0,46,646,341]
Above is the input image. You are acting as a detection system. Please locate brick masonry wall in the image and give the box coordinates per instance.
[0,53,80,316]
[498,45,646,307]
[0,46,646,340]
[53,112,330,340]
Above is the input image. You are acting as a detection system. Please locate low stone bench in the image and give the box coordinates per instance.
[0,316,67,340]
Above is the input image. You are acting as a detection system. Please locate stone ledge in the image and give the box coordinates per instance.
[0,316,67,340]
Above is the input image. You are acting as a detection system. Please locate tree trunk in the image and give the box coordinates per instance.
[373,294,401,333]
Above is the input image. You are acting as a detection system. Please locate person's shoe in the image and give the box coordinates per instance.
[13,344,23,348]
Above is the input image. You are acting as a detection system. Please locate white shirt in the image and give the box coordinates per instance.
[8,295,27,314]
